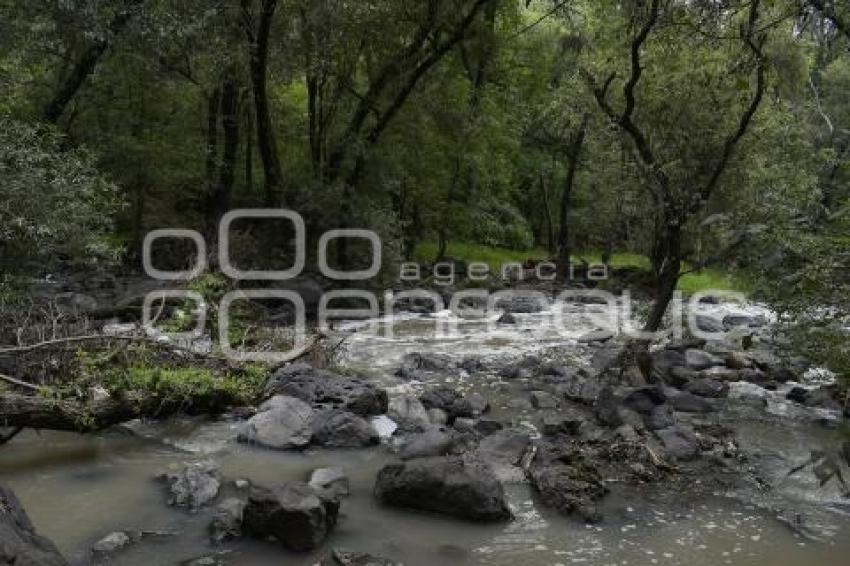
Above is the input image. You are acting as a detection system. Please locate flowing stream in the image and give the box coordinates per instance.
[1,302,849,565]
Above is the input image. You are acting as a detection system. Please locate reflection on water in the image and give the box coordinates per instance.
[1,302,848,565]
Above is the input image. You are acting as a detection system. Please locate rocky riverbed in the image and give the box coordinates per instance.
[1,297,849,565]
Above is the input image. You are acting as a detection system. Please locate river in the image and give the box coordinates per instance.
[1,301,849,565]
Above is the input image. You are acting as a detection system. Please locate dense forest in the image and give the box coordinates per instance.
[1,2,850,565]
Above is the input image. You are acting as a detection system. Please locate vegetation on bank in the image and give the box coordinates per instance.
[413,241,754,295]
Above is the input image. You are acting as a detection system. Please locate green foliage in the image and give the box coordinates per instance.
[75,346,267,409]
[0,117,124,273]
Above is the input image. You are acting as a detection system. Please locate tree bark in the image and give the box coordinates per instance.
[242,0,284,205]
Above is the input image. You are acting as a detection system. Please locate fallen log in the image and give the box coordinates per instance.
[0,392,178,433]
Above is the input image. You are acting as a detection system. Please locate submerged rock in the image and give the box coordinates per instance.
[209,498,245,544]
[0,483,69,565]
[526,440,608,523]
[264,363,388,416]
[374,456,512,521]
[237,395,314,450]
[91,531,131,555]
[242,482,339,551]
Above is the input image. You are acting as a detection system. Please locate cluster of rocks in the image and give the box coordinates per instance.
[237,363,388,450]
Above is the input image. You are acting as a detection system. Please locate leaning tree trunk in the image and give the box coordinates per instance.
[644,220,682,332]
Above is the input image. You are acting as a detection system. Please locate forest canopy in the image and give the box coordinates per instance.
[0,0,848,373]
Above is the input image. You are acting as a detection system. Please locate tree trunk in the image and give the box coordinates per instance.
[43,1,138,124]
[208,74,239,233]
[556,115,589,282]
[539,170,556,253]
[243,0,284,206]
[644,221,682,332]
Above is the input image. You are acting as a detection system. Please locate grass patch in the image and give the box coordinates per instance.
[677,268,754,295]
[412,241,752,294]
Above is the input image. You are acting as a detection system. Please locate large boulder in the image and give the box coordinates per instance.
[238,395,314,450]
[374,456,512,521]
[242,482,339,551]
[666,390,716,413]
[0,483,69,565]
[310,409,379,448]
[162,461,221,511]
[264,363,387,416]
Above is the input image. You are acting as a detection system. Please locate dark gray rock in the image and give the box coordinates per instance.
[723,313,767,330]
[650,349,686,383]
[374,456,512,521]
[695,315,724,333]
[684,378,729,398]
[0,483,69,565]
[458,357,486,373]
[397,352,453,374]
[162,461,221,511]
[530,390,560,409]
[311,409,379,448]
[242,482,339,551]
[621,386,667,415]
[495,295,546,313]
[497,312,517,324]
[786,386,809,404]
[647,404,676,430]
[685,349,724,371]
[803,385,842,411]
[656,426,699,461]
[321,549,402,566]
[238,395,314,450]
[419,387,475,422]
[265,363,388,416]
[474,418,504,436]
[465,393,489,416]
[578,329,615,343]
[209,498,245,544]
[667,391,716,413]
[541,407,589,436]
[398,427,471,460]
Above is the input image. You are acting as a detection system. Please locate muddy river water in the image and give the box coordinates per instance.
[1,302,849,565]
